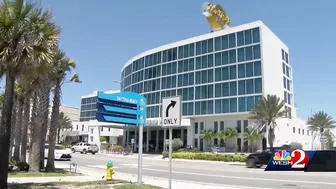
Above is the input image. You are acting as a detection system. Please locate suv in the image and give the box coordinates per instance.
[246,145,292,168]
[71,142,99,155]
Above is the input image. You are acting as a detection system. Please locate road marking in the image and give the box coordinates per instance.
[120,164,149,167]
[140,168,336,186]
[87,165,119,169]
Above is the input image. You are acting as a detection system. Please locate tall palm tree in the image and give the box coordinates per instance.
[46,50,79,172]
[200,130,216,151]
[307,111,336,150]
[244,131,264,152]
[13,83,25,161]
[57,112,72,144]
[0,0,60,183]
[249,94,287,152]
[217,128,238,151]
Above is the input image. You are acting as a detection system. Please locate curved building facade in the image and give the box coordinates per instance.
[120,21,315,151]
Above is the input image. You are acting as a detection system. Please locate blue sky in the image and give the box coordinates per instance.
[40,0,335,120]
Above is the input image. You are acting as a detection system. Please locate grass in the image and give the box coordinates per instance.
[8,180,128,189]
[114,184,161,189]
[8,168,81,178]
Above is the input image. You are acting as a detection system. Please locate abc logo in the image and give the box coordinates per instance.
[289,149,310,168]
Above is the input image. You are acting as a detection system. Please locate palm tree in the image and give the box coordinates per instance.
[307,111,336,150]
[13,83,25,161]
[57,112,72,144]
[0,0,60,182]
[249,94,287,152]
[244,131,264,152]
[217,128,238,151]
[46,50,79,172]
[200,130,216,151]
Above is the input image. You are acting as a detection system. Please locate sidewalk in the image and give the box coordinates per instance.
[100,153,246,166]
[8,163,252,189]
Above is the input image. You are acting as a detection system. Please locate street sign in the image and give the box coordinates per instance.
[320,135,327,143]
[161,96,182,127]
[131,139,135,144]
[165,139,169,145]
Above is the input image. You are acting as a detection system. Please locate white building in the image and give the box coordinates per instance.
[118,20,321,152]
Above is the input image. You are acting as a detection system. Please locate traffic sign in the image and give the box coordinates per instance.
[161,96,182,127]
[320,135,328,143]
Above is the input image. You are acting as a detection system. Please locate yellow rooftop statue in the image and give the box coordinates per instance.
[202,2,230,31]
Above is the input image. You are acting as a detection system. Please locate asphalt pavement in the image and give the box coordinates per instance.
[64,153,336,189]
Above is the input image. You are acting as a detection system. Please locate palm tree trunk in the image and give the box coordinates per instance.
[46,84,61,172]
[9,102,17,161]
[29,80,50,172]
[28,91,38,165]
[13,101,24,161]
[20,96,31,162]
[268,127,275,152]
[0,73,16,189]
[40,84,51,170]
[57,127,61,144]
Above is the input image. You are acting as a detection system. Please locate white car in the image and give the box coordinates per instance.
[45,144,72,161]
[71,142,99,155]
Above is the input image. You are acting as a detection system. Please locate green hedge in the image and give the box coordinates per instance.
[172,152,247,162]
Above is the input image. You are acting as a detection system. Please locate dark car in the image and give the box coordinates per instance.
[246,145,292,168]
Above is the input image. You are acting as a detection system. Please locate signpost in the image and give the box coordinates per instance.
[161,96,182,189]
[96,91,146,185]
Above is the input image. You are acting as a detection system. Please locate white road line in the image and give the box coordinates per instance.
[87,165,119,169]
[140,168,336,186]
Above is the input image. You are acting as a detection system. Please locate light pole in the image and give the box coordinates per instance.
[113,80,129,155]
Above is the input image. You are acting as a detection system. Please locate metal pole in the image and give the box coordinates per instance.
[125,125,129,155]
[138,124,143,184]
[168,127,173,189]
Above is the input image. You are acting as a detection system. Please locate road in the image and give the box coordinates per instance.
[65,153,336,189]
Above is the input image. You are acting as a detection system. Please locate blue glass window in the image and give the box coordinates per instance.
[254,61,261,76]
[282,49,285,60]
[189,58,194,71]
[208,54,213,67]
[237,31,244,46]
[189,72,194,85]
[230,98,237,112]
[178,46,183,59]
[188,102,194,115]
[195,86,200,99]
[189,44,194,56]
[222,67,229,80]
[188,87,194,100]
[215,37,221,51]
[244,30,252,45]
[246,62,253,77]
[238,48,245,62]
[172,62,177,74]
[238,64,245,78]
[222,35,229,49]
[215,99,221,113]
[202,56,207,69]
[202,40,208,54]
[238,80,245,95]
[196,42,202,55]
[215,53,221,66]
[201,101,207,114]
[246,79,254,94]
[183,60,188,72]
[238,97,246,112]
[195,71,201,84]
[253,45,261,59]
[287,79,290,91]
[208,38,213,53]
[229,50,236,63]
[252,28,260,43]
[245,46,253,61]
[184,45,189,58]
[178,61,183,73]
[222,51,229,65]
[196,57,201,70]
[255,78,262,93]
[208,69,213,83]
[215,84,221,97]
[284,91,287,103]
[229,65,236,79]
[222,82,229,96]
[201,70,207,84]
[230,81,237,96]
[228,33,236,48]
[222,99,230,113]
[195,101,200,115]
[247,96,254,111]
[255,95,261,104]
[288,93,291,105]
[172,75,176,88]
[208,100,213,114]
[283,77,286,88]
[215,68,221,81]
[286,66,289,77]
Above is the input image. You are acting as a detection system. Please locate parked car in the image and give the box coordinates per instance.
[71,142,99,155]
[44,144,72,161]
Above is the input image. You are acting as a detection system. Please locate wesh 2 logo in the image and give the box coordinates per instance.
[266,149,310,171]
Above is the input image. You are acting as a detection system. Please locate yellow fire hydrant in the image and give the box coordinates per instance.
[106,160,114,181]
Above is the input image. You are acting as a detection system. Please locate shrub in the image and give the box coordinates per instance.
[178,148,201,153]
[172,152,247,162]
[162,151,169,159]
[100,136,107,142]
[9,160,29,171]
[172,138,183,151]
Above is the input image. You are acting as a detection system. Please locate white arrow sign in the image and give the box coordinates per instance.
[161,96,182,127]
